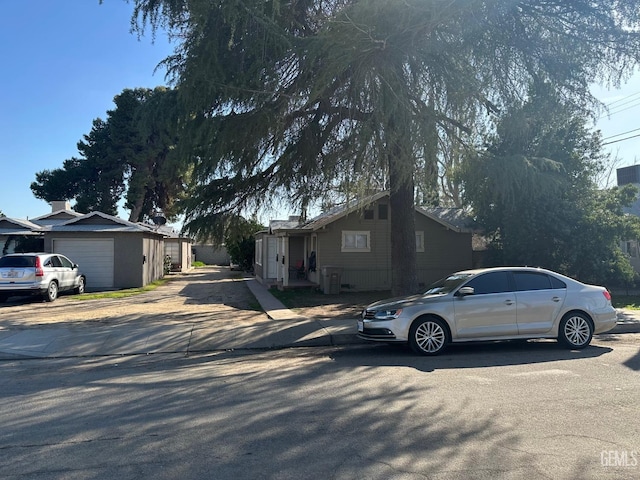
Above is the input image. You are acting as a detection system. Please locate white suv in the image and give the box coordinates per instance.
[0,253,86,303]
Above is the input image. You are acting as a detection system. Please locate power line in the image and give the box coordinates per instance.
[602,132,640,146]
[607,98,640,116]
[602,127,640,141]
[605,90,640,108]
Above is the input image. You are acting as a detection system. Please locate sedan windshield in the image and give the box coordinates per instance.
[424,273,474,295]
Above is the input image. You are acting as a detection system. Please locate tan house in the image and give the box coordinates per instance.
[254,192,475,292]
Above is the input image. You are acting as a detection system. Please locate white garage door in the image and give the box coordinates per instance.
[52,239,115,290]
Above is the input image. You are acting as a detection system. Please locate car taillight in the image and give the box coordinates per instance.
[603,290,611,302]
[35,257,44,277]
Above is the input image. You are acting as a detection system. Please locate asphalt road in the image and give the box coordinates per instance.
[1,336,639,480]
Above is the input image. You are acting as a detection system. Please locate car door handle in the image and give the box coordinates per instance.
[505,300,514,305]
[552,297,561,302]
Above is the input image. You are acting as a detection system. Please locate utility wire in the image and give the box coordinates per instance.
[602,132,640,146]
[602,127,640,141]
[607,99,640,117]
[605,90,640,108]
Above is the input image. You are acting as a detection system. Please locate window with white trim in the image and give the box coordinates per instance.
[255,239,263,265]
[416,231,425,252]
[341,231,370,252]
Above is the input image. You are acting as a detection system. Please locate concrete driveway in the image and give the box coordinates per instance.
[0,267,357,358]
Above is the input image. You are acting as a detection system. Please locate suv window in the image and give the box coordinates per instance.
[465,272,512,295]
[50,256,63,268]
[0,256,36,268]
[58,256,74,268]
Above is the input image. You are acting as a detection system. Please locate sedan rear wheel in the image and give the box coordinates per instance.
[559,312,593,349]
[409,317,448,355]
[45,281,59,302]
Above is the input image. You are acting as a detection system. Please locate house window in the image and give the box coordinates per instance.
[255,239,263,265]
[378,204,388,220]
[342,231,370,252]
[363,209,374,220]
[416,231,425,252]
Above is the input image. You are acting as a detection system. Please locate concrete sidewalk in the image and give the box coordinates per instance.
[0,277,638,360]
[0,278,361,360]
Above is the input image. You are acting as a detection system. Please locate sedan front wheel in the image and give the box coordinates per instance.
[409,317,449,355]
[559,312,593,349]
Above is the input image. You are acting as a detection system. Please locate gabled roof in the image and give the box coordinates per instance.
[30,209,83,226]
[302,192,388,231]
[48,211,163,235]
[268,192,475,234]
[0,217,44,235]
[416,206,476,233]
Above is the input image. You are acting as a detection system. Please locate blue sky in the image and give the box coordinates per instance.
[0,0,172,220]
[1,1,640,222]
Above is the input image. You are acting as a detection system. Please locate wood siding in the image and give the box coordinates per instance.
[316,199,472,291]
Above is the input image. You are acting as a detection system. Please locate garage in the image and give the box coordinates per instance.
[52,238,115,290]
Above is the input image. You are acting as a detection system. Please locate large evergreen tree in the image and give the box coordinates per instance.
[31,87,188,222]
[127,0,640,295]
[460,83,640,285]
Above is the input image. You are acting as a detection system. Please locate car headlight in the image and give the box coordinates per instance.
[373,309,403,320]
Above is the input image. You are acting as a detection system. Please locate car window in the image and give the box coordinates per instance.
[424,273,474,295]
[464,272,511,295]
[58,256,74,268]
[50,256,63,268]
[0,256,36,268]
[513,272,553,291]
[549,275,567,289]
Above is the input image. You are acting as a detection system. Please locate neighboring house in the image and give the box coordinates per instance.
[617,165,640,275]
[161,225,194,272]
[44,212,166,290]
[1,201,178,290]
[0,217,45,254]
[254,192,475,292]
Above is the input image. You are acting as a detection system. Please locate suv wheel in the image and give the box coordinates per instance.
[45,281,59,302]
[74,277,86,295]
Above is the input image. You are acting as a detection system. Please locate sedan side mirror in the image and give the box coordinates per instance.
[456,286,475,296]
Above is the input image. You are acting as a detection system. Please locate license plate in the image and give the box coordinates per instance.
[7,270,19,278]
[357,320,364,333]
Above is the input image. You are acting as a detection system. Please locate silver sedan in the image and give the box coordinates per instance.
[358,267,617,355]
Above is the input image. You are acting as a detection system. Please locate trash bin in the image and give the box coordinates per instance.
[321,266,343,294]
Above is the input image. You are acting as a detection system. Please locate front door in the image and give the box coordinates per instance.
[278,236,287,285]
[267,237,278,279]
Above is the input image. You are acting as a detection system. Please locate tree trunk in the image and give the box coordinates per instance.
[389,157,418,297]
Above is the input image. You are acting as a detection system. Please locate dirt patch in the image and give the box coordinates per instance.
[0,267,264,329]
